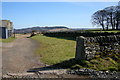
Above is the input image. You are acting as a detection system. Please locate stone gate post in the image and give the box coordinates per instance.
[75,36,86,60]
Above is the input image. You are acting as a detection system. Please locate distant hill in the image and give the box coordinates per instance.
[70,28,98,31]
[15,26,69,34]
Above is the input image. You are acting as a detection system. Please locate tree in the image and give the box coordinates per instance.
[91,4,120,30]
[104,6,117,30]
[91,10,107,30]
[114,6,120,29]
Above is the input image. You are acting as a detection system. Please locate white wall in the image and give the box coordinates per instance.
[6,28,8,39]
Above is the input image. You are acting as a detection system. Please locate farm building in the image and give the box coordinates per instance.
[0,20,13,39]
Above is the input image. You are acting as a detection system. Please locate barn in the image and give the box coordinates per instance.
[0,20,13,39]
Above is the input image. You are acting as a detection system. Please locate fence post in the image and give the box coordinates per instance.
[75,36,86,60]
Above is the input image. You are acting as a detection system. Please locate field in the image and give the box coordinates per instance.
[0,37,16,43]
[84,29,120,33]
[32,34,120,71]
[31,34,76,65]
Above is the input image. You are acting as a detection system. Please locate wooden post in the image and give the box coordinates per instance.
[14,29,15,38]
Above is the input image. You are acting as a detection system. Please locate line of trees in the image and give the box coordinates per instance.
[91,3,120,30]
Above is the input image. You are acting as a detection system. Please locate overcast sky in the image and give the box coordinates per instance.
[2,2,118,29]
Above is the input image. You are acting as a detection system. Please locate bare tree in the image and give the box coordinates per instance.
[114,6,120,30]
[104,6,116,30]
[91,3,120,30]
[91,10,107,30]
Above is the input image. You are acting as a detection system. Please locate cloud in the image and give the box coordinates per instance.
[1,0,120,2]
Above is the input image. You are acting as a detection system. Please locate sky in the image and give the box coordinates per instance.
[2,2,118,29]
[1,0,120,2]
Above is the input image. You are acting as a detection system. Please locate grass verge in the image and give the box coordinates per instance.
[31,34,76,65]
[0,37,16,43]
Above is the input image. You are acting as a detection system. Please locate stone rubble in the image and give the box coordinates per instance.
[2,68,120,79]
[67,68,120,79]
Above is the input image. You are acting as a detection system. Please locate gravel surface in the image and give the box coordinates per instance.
[2,35,45,75]
[2,69,90,78]
[2,35,90,79]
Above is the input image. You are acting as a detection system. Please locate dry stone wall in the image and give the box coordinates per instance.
[75,35,120,60]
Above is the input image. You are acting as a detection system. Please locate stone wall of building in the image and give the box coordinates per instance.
[75,35,120,60]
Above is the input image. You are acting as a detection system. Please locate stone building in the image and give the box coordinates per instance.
[0,20,13,39]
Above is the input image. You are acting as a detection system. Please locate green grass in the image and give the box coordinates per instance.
[84,29,120,33]
[31,34,120,71]
[0,37,16,43]
[71,51,120,71]
[31,34,76,65]
[88,57,118,71]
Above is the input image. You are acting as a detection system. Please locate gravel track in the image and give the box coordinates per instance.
[2,35,45,75]
[1,35,90,78]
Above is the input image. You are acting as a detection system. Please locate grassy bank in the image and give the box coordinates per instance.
[31,34,76,65]
[32,34,120,71]
[0,37,16,43]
